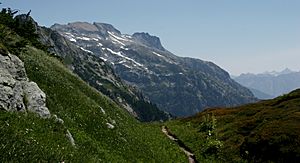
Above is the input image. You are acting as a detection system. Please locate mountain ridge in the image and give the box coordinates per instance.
[38,24,170,122]
[0,11,186,161]
[234,69,300,98]
[51,21,256,116]
[1,7,299,162]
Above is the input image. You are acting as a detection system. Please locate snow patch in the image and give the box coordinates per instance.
[99,57,107,62]
[79,47,93,54]
[152,52,178,64]
[96,81,103,86]
[152,51,164,58]
[63,33,77,42]
[110,37,125,46]
[123,35,132,39]
[106,48,122,55]
[76,36,91,41]
[65,32,75,37]
[106,48,144,67]
[118,60,126,64]
[97,43,103,47]
[108,31,132,42]
[121,46,129,51]
[69,38,77,42]
[123,64,132,69]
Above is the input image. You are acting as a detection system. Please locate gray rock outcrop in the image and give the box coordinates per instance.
[0,52,50,118]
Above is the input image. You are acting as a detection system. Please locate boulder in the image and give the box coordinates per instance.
[0,52,50,118]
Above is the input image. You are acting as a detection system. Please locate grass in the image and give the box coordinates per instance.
[0,112,75,162]
[166,90,300,162]
[0,45,186,162]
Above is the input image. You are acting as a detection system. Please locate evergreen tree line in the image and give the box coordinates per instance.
[0,6,47,54]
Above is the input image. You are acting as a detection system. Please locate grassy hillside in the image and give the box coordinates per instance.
[0,9,186,162]
[9,46,185,162]
[166,89,300,162]
[0,19,185,161]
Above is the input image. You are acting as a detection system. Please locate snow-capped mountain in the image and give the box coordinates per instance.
[38,25,171,122]
[51,22,256,116]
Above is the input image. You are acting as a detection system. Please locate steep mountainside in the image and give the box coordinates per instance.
[51,22,256,116]
[0,15,186,161]
[248,88,273,100]
[234,69,300,98]
[166,89,300,162]
[37,25,170,122]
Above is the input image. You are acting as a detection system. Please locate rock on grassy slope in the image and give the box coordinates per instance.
[0,51,50,118]
[0,45,186,162]
[166,89,300,162]
[0,18,185,161]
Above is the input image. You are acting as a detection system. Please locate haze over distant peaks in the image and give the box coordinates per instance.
[234,68,300,99]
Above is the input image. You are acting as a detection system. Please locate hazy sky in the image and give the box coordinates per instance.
[1,0,300,75]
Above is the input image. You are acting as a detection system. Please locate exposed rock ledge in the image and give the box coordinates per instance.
[0,51,75,145]
[0,52,50,117]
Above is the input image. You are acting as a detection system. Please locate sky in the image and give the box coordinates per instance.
[1,0,300,75]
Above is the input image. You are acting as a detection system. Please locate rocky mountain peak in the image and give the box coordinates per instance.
[68,22,99,32]
[132,32,165,51]
[50,21,256,117]
[93,22,121,35]
[51,22,98,33]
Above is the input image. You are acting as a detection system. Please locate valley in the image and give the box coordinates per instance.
[0,3,299,162]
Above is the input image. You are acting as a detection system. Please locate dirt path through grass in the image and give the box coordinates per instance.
[162,126,198,163]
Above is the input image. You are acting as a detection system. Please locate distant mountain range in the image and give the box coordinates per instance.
[234,68,300,99]
[1,9,299,162]
[50,22,256,116]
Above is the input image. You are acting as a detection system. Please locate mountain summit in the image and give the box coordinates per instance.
[132,32,165,51]
[51,21,256,116]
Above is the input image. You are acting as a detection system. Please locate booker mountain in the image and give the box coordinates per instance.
[38,24,170,122]
[50,22,256,116]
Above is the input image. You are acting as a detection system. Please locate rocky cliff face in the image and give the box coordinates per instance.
[38,26,171,121]
[132,32,165,51]
[0,52,50,118]
[51,22,256,117]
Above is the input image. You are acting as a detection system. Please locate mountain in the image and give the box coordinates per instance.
[234,69,300,98]
[1,8,299,163]
[248,88,273,100]
[51,22,256,116]
[165,89,300,162]
[262,68,295,76]
[37,25,170,122]
[0,12,186,162]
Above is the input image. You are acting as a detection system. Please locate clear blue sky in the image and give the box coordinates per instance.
[2,0,300,75]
